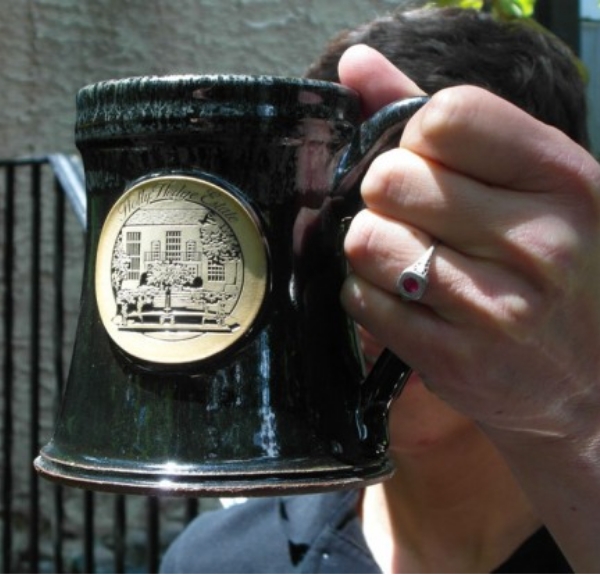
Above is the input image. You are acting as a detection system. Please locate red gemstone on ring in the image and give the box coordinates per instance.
[402,277,420,294]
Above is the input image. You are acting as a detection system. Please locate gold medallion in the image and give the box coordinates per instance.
[95,175,268,364]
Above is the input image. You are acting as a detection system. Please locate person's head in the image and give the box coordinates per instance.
[306,7,589,149]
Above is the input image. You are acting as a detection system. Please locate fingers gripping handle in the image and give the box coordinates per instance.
[334,96,430,408]
[334,96,429,202]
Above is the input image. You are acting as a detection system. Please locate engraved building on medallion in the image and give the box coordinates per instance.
[111,201,243,334]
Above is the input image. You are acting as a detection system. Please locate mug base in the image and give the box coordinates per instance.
[34,450,395,497]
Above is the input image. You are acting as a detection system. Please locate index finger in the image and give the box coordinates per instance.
[401,86,595,193]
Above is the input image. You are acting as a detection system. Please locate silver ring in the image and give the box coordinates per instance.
[396,241,438,301]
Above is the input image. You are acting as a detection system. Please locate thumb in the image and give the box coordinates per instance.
[338,45,426,117]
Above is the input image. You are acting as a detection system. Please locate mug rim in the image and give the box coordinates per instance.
[75,73,362,142]
[77,73,356,97]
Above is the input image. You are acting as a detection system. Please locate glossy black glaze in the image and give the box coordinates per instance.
[35,75,427,496]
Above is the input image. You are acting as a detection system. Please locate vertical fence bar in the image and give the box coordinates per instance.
[2,164,15,574]
[114,495,127,573]
[148,497,160,574]
[52,486,64,574]
[84,490,96,573]
[1,156,206,574]
[29,163,42,573]
[185,499,199,524]
[53,176,66,574]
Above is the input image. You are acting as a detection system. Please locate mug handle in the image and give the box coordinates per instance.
[333,96,430,414]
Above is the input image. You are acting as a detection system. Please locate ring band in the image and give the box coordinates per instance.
[396,241,438,301]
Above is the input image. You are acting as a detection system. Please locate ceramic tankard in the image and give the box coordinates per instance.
[34,75,428,496]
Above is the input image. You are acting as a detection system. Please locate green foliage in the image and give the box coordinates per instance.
[434,0,483,8]
[428,0,588,84]
[431,0,536,19]
[433,0,482,9]
[496,0,535,18]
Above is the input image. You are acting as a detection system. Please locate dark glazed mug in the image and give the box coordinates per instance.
[34,75,428,496]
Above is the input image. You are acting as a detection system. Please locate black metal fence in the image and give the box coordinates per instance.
[1,157,209,574]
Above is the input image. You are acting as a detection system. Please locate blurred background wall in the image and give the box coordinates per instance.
[1,0,597,159]
[0,0,420,159]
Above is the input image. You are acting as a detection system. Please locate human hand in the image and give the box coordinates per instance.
[339,45,600,442]
[337,42,600,572]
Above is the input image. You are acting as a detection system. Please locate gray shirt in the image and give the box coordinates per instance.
[160,490,571,573]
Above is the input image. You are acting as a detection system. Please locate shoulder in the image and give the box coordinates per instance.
[160,490,372,574]
[161,497,289,573]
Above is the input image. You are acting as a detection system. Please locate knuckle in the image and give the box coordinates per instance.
[361,149,403,204]
[344,209,377,263]
[417,86,483,141]
[508,220,584,291]
[362,148,427,211]
[493,291,543,341]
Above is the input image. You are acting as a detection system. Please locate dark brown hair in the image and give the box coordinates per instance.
[306,7,589,148]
